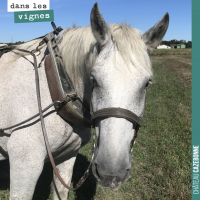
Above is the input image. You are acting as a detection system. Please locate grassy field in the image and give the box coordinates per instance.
[151,48,191,56]
[0,49,191,200]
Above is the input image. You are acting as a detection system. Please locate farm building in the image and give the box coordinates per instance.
[157,44,171,49]
[0,44,8,58]
[170,44,186,49]
[0,44,7,48]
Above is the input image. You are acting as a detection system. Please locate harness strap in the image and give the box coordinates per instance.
[0,26,93,192]
[0,46,93,191]
[30,48,94,191]
[29,49,94,191]
[0,101,62,132]
[92,107,142,127]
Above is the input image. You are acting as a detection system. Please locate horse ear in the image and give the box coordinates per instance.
[90,2,111,46]
[142,13,169,50]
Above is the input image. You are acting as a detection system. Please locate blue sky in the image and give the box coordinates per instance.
[0,0,191,43]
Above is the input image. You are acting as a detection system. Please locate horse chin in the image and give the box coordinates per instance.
[92,164,132,190]
[98,182,121,191]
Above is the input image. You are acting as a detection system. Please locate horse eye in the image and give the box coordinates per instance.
[145,80,152,89]
[91,78,98,88]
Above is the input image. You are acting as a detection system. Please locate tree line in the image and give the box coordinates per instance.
[4,41,25,46]
[160,39,192,48]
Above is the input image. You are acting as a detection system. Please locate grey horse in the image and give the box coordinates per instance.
[0,3,169,199]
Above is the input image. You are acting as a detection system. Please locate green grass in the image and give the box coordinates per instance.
[0,56,191,200]
[151,48,191,56]
[0,191,9,200]
[129,57,191,200]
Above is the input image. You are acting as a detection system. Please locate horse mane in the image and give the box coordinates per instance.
[110,24,151,73]
[58,24,152,88]
[4,23,152,82]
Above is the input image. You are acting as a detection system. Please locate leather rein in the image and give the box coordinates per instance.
[0,22,144,191]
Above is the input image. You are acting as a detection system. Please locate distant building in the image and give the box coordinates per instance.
[170,44,186,49]
[157,44,171,49]
[0,44,8,58]
[0,44,7,48]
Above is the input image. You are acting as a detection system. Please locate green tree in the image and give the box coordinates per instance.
[179,39,186,44]
[186,41,192,48]
[170,39,178,44]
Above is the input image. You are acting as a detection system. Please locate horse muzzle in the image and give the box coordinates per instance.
[92,161,132,190]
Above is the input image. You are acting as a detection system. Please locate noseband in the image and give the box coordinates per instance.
[91,107,142,127]
[90,80,145,152]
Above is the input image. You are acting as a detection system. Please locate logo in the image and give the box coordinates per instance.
[8,0,53,23]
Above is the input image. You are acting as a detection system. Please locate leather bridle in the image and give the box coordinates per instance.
[91,107,142,127]
[91,107,142,152]
[90,79,145,152]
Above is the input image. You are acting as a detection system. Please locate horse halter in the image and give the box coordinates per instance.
[90,80,145,152]
[91,108,142,153]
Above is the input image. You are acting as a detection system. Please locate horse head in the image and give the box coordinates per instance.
[90,3,169,190]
